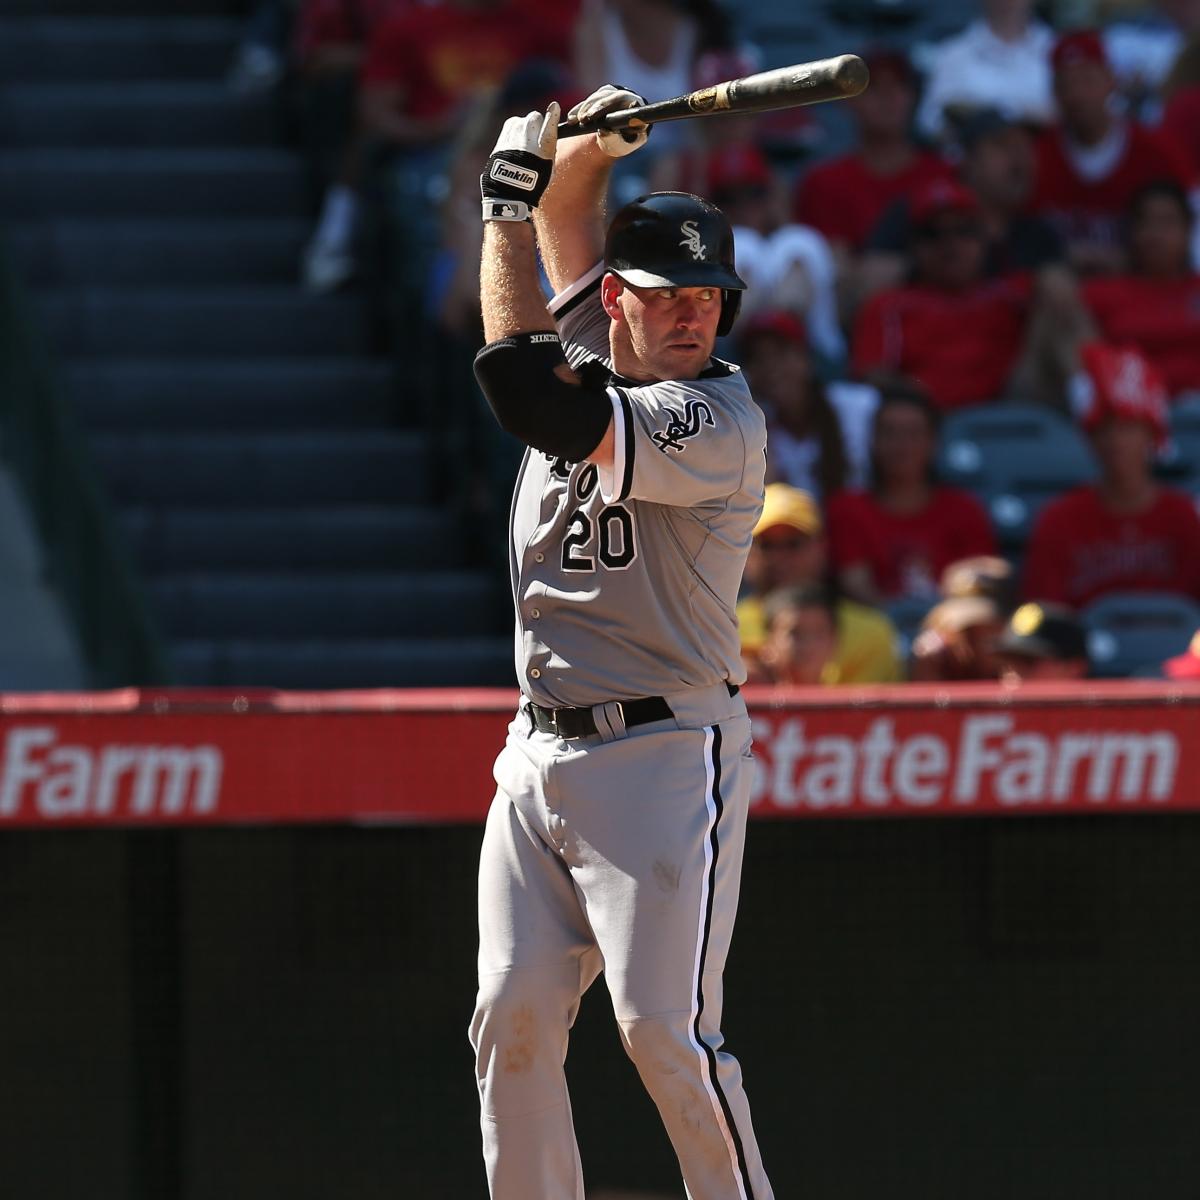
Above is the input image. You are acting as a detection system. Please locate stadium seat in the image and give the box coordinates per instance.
[1169,393,1200,432]
[1158,395,1200,491]
[938,404,1097,549]
[1080,591,1200,678]
[169,636,516,688]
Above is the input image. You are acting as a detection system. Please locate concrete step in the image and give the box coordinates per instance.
[121,506,462,572]
[0,149,306,218]
[168,636,516,688]
[90,431,429,506]
[36,288,370,357]
[66,359,397,431]
[9,220,308,287]
[0,83,279,147]
[148,570,499,639]
[0,18,237,82]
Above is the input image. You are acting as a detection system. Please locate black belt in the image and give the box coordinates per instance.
[527,683,738,741]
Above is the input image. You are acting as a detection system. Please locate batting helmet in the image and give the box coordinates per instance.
[604,192,747,337]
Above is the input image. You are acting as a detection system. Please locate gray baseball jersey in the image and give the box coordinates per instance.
[510,262,767,708]
[472,262,774,1200]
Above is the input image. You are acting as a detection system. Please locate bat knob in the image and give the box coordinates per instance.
[834,54,870,98]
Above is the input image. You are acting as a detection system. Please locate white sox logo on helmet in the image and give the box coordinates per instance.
[652,398,715,452]
[679,220,706,261]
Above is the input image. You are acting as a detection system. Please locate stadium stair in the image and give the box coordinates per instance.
[0,3,512,688]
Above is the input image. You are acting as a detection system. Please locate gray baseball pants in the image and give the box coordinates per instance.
[469,683,774,1199]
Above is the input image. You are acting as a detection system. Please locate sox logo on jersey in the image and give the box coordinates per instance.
[652,398,715,453]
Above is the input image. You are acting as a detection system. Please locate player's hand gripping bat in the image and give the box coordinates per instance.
[557,55,869,139]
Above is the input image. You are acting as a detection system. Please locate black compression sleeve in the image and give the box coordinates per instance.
[474,332,613,461]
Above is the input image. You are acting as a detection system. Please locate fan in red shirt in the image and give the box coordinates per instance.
[1082,180,1200,398]
[792,48,955,253]
[1023,343,1200,608]
[361,0,560,131]
[851,178,1035,409]
[295,0,405,68]
[1160,82,1200,176]
[294,0,414,291]
[301,0,564,292]
[826,388,997,604]
[1031,29,1194,274]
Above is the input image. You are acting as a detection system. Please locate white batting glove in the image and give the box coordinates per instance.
[567,84,650,158]
[480,101,560,223]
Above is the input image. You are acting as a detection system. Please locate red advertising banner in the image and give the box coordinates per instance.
[0,683,1196,827]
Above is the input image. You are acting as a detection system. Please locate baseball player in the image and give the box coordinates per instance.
[469,83,774,1200]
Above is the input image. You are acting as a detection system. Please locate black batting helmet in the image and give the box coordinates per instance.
[604,191,747,336]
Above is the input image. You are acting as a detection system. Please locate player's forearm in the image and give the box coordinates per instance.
[476,222,611,460]
[480,222,554,342]
[477,225,616,470]
[474,98,614,467]
[533,131,613,294]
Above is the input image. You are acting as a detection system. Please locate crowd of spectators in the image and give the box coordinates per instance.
[235,0,1200,685]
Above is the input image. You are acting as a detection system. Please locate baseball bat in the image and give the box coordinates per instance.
[557,55,869,138]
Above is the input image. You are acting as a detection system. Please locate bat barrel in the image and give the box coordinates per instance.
[556,54,869,138]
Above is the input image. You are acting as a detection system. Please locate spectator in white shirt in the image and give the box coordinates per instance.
[704,144,847,363]
[916,0,1056,141]
[737,311,877,500]
[1104,0,1200,118]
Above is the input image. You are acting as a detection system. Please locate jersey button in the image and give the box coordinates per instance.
[534,553,545,563]
[530,668,541,679]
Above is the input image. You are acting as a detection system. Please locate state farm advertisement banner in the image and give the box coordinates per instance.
[749,706,1185,815]
[0,684,1196,827]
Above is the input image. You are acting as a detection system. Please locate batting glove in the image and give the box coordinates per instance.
[567,84,650,158]
[481,101,559,223]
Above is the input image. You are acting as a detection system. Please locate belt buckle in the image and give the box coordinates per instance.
[547,708,559,734]
[613,701,626,730]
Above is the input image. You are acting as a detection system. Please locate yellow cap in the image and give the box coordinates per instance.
[753,484,822,539]
[1010,602,1044,637]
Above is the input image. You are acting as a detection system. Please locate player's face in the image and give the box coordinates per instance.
[608,279,723,380]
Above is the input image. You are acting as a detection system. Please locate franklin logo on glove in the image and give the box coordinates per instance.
[490,159,541,191]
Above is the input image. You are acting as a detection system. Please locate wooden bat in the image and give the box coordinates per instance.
[557,55,869,138]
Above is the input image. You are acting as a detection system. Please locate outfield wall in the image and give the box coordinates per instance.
[0,681,1197,825]
[0,684,1197,1199]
